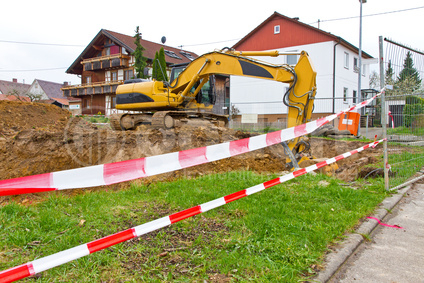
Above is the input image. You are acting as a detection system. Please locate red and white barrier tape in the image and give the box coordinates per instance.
[0,91,382,196]
[388,111,394,129]
[0,139,384,282]
[367,217,403,229]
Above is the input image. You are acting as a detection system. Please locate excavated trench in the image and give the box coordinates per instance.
[0,100,383,204]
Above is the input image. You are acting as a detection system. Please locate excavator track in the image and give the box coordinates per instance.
[109,113,153,131]
[109,114,125,131]
[151,111,228,129]
[110,111,228,131]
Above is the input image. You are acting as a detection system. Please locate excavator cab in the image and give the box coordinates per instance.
[170,63,216,106]
[169,63,187,83]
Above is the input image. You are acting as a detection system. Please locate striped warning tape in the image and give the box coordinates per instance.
[0,91,382,196]
[0,139,384,282]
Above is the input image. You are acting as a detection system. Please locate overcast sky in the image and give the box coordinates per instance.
[1,0,423,85]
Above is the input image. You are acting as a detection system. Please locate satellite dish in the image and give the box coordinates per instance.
[161,36,166,44]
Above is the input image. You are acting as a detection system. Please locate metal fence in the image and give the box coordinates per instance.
[381,37,424,189]
[229,37,424,190]
[229,96,364,132]
[380,93,424,189]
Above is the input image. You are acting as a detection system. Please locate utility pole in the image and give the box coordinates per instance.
[358,0,366,137]
[358,0,366,106]
[379,36,389,190]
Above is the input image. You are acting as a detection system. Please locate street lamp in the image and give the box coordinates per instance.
[358,0,366,105]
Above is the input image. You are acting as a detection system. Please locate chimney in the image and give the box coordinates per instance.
[63,81,69,86]
[12,78,17,83]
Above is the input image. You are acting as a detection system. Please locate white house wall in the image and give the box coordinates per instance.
[230,41,371,115]
[28,81,49,100]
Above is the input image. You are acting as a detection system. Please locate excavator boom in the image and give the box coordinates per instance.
[111,49,317,168]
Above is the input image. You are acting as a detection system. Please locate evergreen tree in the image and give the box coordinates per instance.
[385,60,395,85]
[133,26,148,79]
[384,60,395,96]
[152,48,169,82]
[396,51,422,93]
[159,48,168,81]
[152,52,159,80]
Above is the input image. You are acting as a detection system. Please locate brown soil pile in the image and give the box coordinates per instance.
[308,138,383,182]
[0,100,95,136]
[0,100,383,203]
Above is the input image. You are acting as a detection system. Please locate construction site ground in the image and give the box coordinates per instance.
[0,100,385,205]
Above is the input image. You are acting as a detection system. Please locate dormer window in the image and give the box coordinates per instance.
[164,50,182,60]
[274,25,280,34]
[180,51,195,61]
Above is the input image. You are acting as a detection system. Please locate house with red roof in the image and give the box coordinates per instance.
[0,79,32,102]
[229,12,375,123]
[62,29,198,115]
[29,79,68,100]
[28,79,81,114]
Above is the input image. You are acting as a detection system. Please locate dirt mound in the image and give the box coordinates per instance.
[0,101,288,182]
[0,122,286,181]
[0,100,383,203]
[0,100,96,138]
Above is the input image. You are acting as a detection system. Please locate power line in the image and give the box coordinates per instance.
[181,38,241,48]
[310,6,424,25]
[0,67,67,72]
[2,5,422,72]
[0,39,84,47]
[184,6,424,48]
[0,6,422,49]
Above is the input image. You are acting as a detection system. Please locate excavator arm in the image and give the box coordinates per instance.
[168,50,316,118]
[167,49,317,168]
[113,49,317,168]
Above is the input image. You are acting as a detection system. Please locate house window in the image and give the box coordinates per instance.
[110,45,119,55]
[344,52,349,69]
[111,96,116,108]
[85,76,91,84]
[105,47,111,56]
[343,87,348,103]
[164,50,182,60]
[353,90,357,104]
[124,69,134,80]
[111,71,118,82]
[353,57,359,72]
[83,98,91,109]
[287,54,298,65]
[180,51,195,61]
[274,25,280,34]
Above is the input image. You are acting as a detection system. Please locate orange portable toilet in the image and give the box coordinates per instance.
[338,112,360,136]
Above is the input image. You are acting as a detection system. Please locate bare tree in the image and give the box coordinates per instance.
[230,104,240,120]
[369,70,380,89]
[6,89,42,102]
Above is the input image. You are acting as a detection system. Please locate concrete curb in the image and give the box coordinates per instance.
[313,184,413,283]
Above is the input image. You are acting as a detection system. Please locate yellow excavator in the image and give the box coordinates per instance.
[110,48,317,168]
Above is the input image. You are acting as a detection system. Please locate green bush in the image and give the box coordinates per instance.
[403,96,424,127]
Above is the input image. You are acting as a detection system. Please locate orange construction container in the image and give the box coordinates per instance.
[338,112,360,136]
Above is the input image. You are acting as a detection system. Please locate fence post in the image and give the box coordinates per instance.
[379,36,389,190]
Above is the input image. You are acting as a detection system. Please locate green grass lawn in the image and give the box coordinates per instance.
[386,144,424,188]
[0,171,388,282]
[387,126,424,136]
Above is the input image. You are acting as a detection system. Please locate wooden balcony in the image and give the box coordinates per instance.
[81,54,130,71]
[62,80,124,97]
